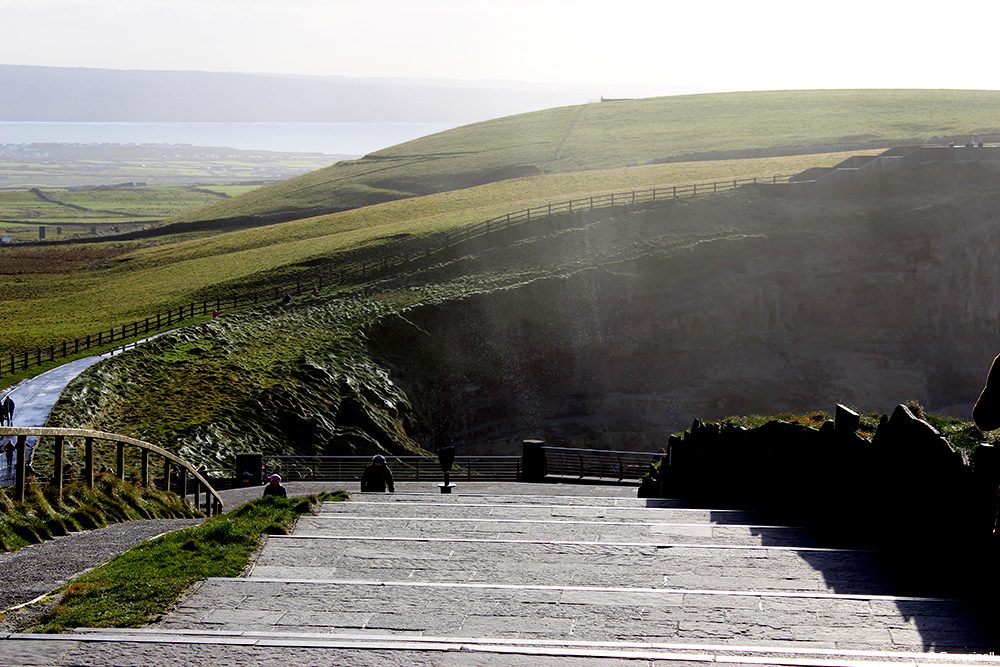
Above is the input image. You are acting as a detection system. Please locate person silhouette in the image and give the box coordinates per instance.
[360,455,395,492]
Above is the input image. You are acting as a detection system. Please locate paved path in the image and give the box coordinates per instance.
[0,483,996,665]
[0,337,160,482]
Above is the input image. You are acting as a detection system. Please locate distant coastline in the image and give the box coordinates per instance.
[0,121,460,155]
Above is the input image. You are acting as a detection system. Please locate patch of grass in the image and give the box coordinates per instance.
[0,475,199,553]
[715,406,986,453]
[29,491,347,632]
[719,411,833,431]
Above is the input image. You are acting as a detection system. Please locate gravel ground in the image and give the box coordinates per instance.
[0,518,202,631]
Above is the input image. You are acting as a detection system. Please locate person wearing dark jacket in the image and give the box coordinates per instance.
[361,454,395,492]
[262,473,287,497]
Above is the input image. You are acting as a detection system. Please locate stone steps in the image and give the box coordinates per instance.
[2,485,994,665]
[4,629,1000,666]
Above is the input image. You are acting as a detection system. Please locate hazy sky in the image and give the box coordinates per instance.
[3,0,998,94]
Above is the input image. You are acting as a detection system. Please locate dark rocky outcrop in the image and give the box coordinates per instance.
[644,403,1000,599]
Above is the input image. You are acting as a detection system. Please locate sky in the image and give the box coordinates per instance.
[2,0,999,94]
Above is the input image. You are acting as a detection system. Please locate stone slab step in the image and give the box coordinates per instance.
[327,500,764,524]
[294,514,819,546]
[251,534,887,594]
[352,492,683,508]
[7,629,1000,666]
[157,577,991,653]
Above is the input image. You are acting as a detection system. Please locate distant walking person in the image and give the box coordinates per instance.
[262,473,287,498]
[1,395,13,426]
[361,454,395,493]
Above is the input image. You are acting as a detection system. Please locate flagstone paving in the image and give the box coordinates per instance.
[0,483,996,665]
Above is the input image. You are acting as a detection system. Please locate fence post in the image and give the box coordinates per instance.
[14,435,27,502]
[116,442,125,481]
[85,436,94,488]
[53,435,64,496]
[179,467,188,501]
[163,459,172,492]
[141,448,150,487]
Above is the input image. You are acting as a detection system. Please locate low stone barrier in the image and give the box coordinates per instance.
[640,404,1000,597]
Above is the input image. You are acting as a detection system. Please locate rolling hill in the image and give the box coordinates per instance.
[8,88,1000,465]
[169,89,1000,225]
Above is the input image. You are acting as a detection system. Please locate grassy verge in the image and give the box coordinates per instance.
[28,491,347,632]
[0,475,200,553]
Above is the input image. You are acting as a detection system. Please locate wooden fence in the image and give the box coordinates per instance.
[0,426,223,515]
[1,174,790,378]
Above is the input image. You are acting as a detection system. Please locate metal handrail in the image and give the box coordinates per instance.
[541,446,659,482]
[262,454,521,482]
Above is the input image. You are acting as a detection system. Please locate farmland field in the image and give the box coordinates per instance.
[0,149,874,353]
[0,185,265,242]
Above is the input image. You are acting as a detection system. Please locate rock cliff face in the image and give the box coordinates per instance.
[367,160,1000,452]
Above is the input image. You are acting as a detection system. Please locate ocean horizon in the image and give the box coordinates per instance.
[0,121,461,155]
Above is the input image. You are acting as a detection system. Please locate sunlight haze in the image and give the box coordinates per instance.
[2,0,998,94]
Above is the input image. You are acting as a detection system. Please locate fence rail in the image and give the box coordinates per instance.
[0,426,223,515]
[2,174,790,379]
[541,446,659,482]
[261,454,521,482]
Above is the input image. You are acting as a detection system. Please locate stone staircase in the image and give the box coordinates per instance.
[2,483,997,665]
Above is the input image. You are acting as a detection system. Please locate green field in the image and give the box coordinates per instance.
[0,185,266,242]
[0,150,873,353]
[169,89,1000,226]
[0,143,340,189]
[3,89,1000,357]
[7,88,995,464]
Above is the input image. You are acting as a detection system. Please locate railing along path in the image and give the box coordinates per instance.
[262,454,521,482]
[1,174,790,378]
[0,426,223,515]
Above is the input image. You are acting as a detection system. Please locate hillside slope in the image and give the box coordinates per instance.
[47,158,1000,462]
[172,89,1000,225]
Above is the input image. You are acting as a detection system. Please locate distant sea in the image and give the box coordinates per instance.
[0,121,462,155]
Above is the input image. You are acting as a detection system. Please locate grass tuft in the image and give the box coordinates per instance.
[0,475,199,554]
[29,490,348,632]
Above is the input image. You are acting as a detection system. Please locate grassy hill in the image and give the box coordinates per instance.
[12,88,1000,466]
[0,151,867,354]
[170,89,1000,225]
